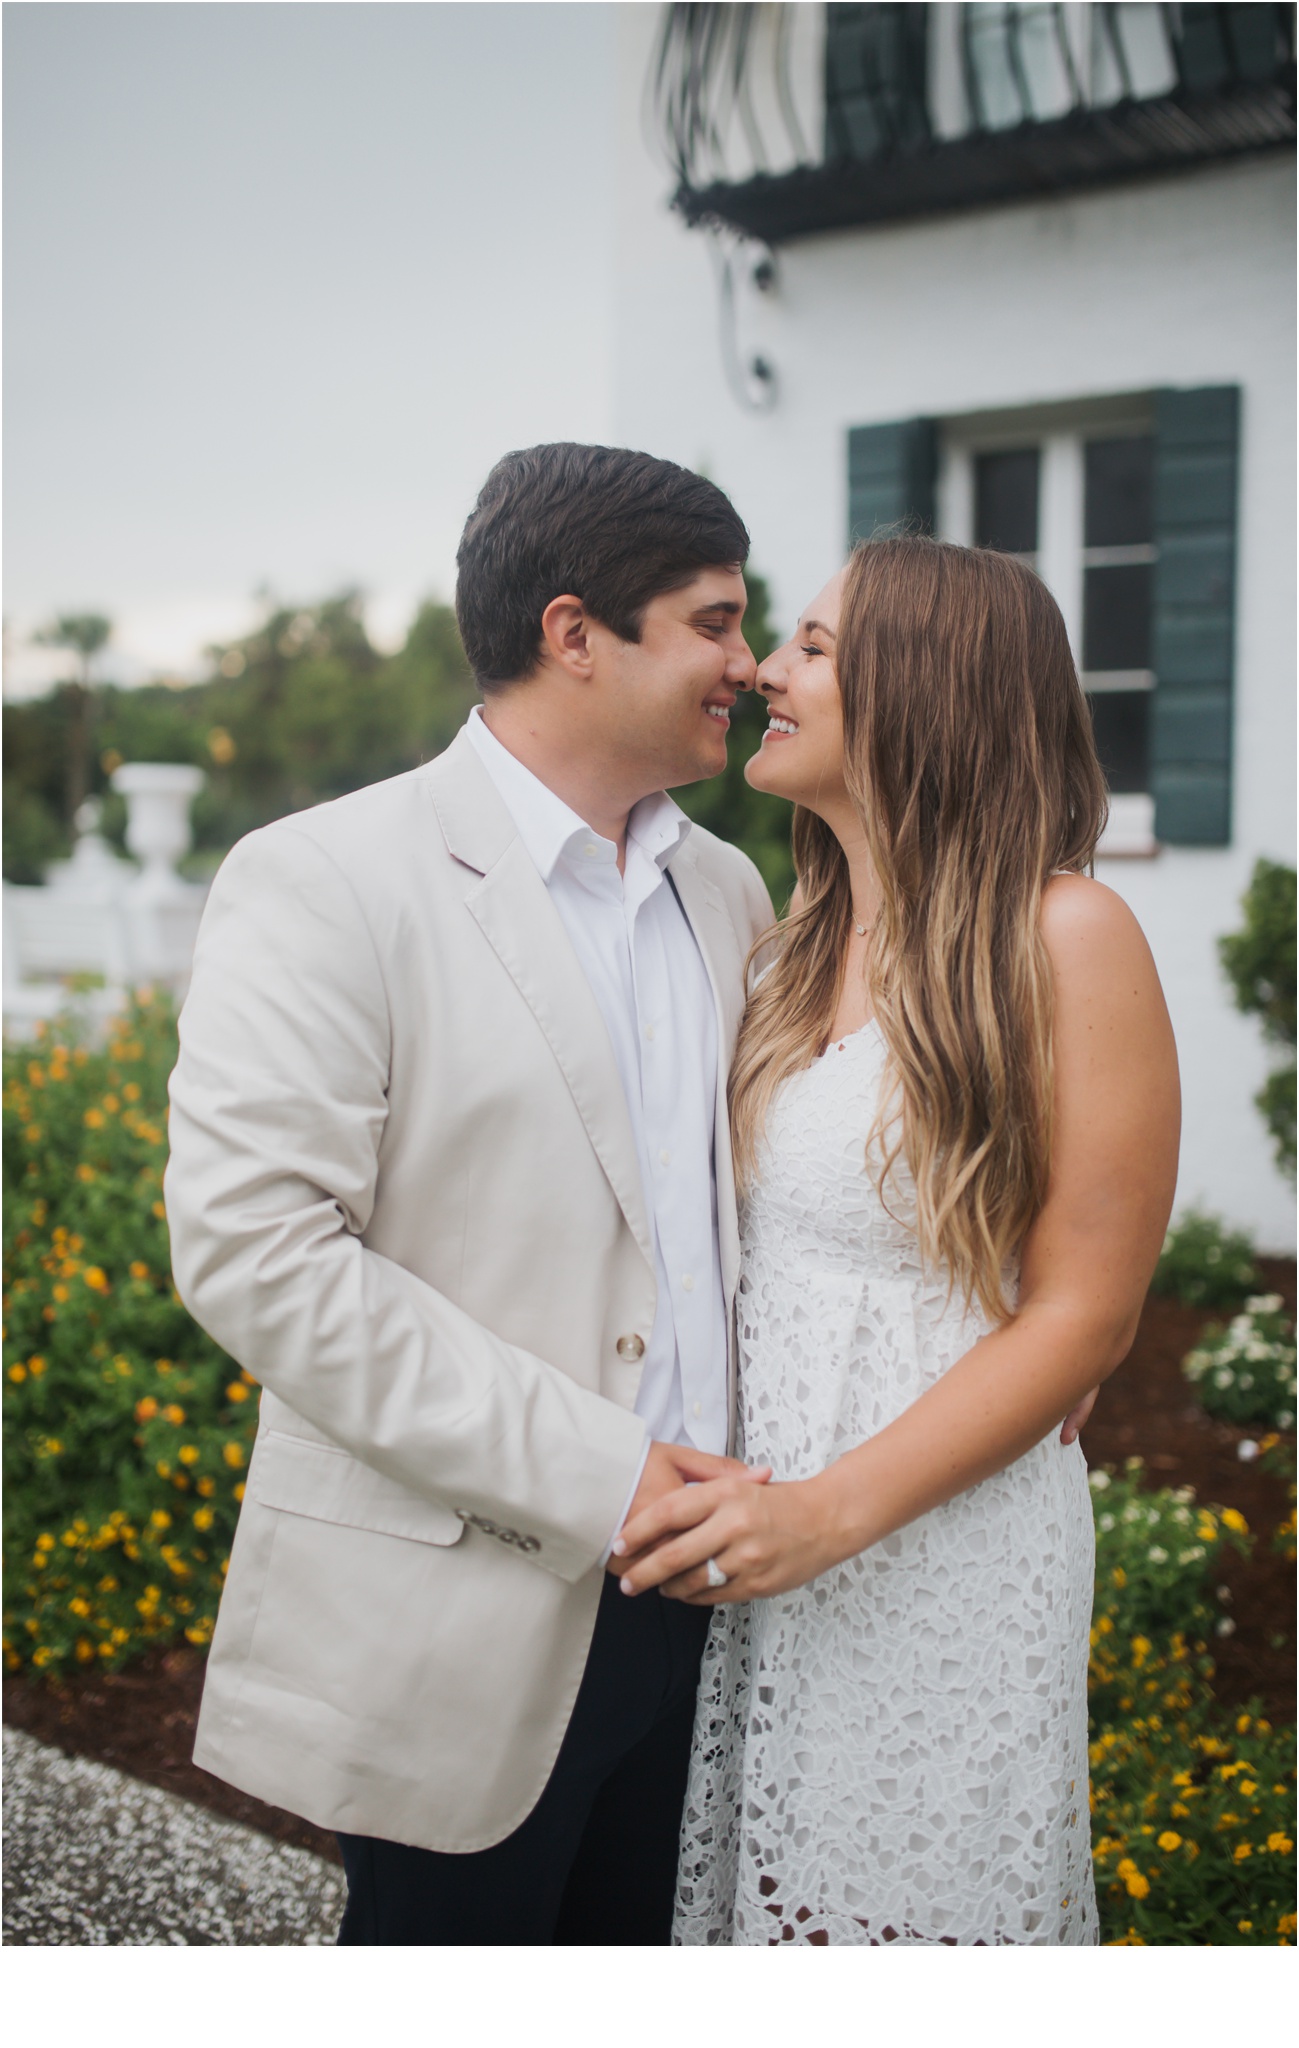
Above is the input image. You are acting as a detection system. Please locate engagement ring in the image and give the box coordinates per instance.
[703,1557,728,1590]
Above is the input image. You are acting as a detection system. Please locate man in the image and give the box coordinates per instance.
[165,443,775,1944]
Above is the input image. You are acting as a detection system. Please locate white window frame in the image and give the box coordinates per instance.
[936,394,1158,858]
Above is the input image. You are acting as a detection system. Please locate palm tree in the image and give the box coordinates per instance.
[32,613,112,818]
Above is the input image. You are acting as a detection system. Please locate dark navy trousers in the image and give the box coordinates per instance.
[336,1575,710,1945]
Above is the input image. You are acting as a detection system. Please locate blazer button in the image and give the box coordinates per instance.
[517,1537,540,1555]
[616,1334,645,1362]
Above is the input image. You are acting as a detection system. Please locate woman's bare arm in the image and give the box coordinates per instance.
[616,877,1180,1602]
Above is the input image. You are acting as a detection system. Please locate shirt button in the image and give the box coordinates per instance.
[644,1024,655,1042]
[616,1333,645,1362]
[659,1148,671,1166]
[583,843,599,859]
[692,1401,702,1420]
[681,1274,694,1293]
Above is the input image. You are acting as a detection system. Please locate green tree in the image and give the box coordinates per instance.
[1219,858,1297,1177]
[32,613,112,820]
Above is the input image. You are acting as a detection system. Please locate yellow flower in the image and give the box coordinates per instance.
[8,1363,27,1383]
[193,1507,214,1531]
[1279,1914,1298,1937]
[149,1509,172,1531]
[76,1163,95,1183]
[196,1476,216,1498]
[152,1200,166,1219]
[1238,1920,1253,1933]
[162,1404,185,1425]
[223,1441,244,1468]
[1234,1843,1252,1862]
[29,1356,46,1376]
[1124,1872,1150,1899]
[83,1267,109,1293]
[123,1081,141,1101]
[1170,1803,1190,1820]
[52,1285,69,1304]
[1221,1508,1248,1535]
[178,1445,200,1465]
[1267,1834,1293,1854]
[226,1381,250,1403]
[68,1597,90,1617]
[1239,1780,1257,1798]
[35,1533,55,1552]
[75,1639,95,1663]
[1157,1831,1181,1852]
[83,1108,105,1129]
[129,1262,149,1281]
[135,1396,159,1421]
[1111,1566,1127,1588]
[233,1482,245,1502]
[1236,1714,1252,1734]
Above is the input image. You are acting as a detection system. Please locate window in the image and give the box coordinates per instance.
[940,405,1159,854]
[849,390,1239,849]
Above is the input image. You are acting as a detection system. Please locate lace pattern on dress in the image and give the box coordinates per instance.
[674,1022,1097,1946]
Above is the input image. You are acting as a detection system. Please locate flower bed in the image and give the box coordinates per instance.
[3,1001,256,1673]
[3,1004,1295,1944]
[1087,1469,1295,1944]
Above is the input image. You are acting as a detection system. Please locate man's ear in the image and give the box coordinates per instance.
[538,594,595,680]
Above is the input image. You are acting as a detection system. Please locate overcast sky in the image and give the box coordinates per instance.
[3,1,619,694]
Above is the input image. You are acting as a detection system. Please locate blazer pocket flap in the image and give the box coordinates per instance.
[250,1432,466,1548]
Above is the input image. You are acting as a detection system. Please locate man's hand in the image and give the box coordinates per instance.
[1060,1386,1099,1445]
[605,1440,770,1574]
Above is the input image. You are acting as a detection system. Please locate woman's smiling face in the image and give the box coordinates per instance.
[744,569,848,815]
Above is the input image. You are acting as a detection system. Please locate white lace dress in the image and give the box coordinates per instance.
[674,1022,1097,1946]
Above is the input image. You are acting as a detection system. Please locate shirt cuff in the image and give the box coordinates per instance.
[598,1439,652,1568]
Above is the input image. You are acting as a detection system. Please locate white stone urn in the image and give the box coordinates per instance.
[110,762,208,983]
[111,762,205,896]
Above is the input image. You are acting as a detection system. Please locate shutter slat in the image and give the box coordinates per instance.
[1151,386,1240,845]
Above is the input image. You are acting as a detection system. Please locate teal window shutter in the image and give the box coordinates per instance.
[1151,386,1240,846]
[847,418,937,545]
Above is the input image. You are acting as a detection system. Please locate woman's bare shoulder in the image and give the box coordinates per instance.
[1040,873,1172,1069]
[1040,871,1152,968]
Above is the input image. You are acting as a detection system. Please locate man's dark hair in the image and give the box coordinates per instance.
[455,443,750,687]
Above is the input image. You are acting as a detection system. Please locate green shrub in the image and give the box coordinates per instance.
[1087,1467,1295,1945]
[1219,859,1297,1178]
[1182,1298,1297,1432]
[2,999,252,1674]
[1151,1210,1260,1310]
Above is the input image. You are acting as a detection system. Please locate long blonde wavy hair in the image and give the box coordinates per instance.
[729,536,1109,1323]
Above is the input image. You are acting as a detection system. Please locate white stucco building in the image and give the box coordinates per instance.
[612,1,1296,1250]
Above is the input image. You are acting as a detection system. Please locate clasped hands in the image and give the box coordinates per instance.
[605,1385,1101,1608]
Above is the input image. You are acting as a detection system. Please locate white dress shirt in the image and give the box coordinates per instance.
[465,708,729,1534]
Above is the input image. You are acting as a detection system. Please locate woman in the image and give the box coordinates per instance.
[613,537,1180,1945]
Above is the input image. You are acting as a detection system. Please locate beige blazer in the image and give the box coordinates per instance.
[165,728,774,1852]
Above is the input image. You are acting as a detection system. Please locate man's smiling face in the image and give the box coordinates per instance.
[588,566,757,794]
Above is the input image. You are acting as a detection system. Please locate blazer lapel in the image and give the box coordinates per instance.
[426,735,656,1275]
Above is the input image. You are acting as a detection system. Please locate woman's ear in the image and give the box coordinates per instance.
[538,594,595,680]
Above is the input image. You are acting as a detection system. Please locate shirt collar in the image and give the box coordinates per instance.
[465,705,691,882]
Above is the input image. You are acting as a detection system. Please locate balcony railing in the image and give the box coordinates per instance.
[651,3,1296,242]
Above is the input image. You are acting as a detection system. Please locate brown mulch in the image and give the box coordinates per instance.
[5,1261,1295,1853]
